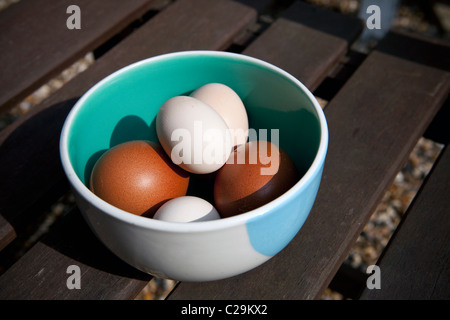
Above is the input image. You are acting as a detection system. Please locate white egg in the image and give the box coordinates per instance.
[191,83,249,147]
[153,196,221,222]
[156,95,232,174]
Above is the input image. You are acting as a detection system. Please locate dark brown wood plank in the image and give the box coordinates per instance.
[0,207,152,300]
[0,214,15,251]
[243,1,362,91]
[0,98,75,251]
[360,145,450,300]
[0,0,256,299]
[167,31,450,299]
[0,0,157,113]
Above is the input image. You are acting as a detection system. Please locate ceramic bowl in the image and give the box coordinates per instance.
[60,51,328,282]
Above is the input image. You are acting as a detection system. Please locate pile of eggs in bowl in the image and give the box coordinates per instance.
[89,83,300,222]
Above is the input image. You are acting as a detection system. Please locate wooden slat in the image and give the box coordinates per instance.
[243,1,362,91]
[0,0,256,251]
[167,31,450,299]
[360,145,450,300]
[0,0,256,299]
[0,98,75,251]
[0,0,158,113]
[0,207,152,299]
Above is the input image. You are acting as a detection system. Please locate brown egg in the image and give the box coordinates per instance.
[90,140,190,217]
[214,140,299,218]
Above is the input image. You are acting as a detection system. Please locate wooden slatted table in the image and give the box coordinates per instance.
[0,0,448,300]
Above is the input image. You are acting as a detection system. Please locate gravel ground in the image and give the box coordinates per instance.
[0,0,447,300]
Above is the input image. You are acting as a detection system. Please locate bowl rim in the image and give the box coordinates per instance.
[59,50,328,233]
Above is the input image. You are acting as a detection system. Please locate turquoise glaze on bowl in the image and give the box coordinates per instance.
[60,51,328,281]
[246,164,324,257]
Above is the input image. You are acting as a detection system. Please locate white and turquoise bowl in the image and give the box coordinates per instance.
[60,51,328,282]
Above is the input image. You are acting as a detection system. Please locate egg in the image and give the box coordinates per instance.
[90,140,190,217]
[156,95,232,174]
[153,196,220,222]
[214,140,299,218]
[191,83,249,147]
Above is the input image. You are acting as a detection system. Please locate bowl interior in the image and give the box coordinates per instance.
[66,52,322,198]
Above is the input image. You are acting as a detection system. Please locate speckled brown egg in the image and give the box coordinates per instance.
[90,140,190,217]
[214,140,299,218]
